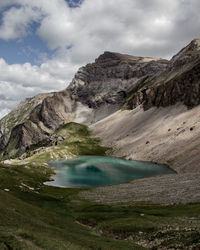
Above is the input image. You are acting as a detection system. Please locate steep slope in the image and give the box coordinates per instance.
[91,104,200,173]
[69,51,167,123]
[68,52,168,115]
[91,39,200,174]
[0,90,75,159]
[0,52,167,160]
[0,93,53,151]
[125,39,200,110]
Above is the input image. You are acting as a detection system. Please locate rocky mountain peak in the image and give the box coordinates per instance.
[169,39,200,68]
[186,38,200,51]
[95,51,165,65]
[68,51,167,112]
[95,51,121,63]
[70,51,167,86]
[125,38,200,110]
[174,38,200,57]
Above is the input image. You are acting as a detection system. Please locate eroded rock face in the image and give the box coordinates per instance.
[68,52,168,109]
[125,39,200,111]
[0,90,75,159]
[0,93,53,151]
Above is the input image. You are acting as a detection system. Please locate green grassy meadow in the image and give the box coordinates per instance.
[0,123,199,249]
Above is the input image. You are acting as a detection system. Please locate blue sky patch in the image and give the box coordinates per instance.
[0,0,84,65]
[66,0,83,8]
[0,33,54,65]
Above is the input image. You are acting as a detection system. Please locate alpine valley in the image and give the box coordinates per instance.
[0,39,200,249]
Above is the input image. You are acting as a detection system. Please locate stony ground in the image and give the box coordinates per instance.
[91,104,200,174]
[80,173,200,205]
[83,104,200,205]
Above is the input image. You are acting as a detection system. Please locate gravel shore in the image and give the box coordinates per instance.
[80,173,200,205]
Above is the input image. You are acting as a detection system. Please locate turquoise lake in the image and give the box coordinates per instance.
[45,156,175,187]
[45,156,175,188]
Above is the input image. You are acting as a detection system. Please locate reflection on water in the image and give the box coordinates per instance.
[45,156,175,188]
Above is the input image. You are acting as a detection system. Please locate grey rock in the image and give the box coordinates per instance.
[125,39,200,110]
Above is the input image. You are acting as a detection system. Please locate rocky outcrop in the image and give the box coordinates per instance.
[0,90,75,159]
[125,62,200,110]
[125,39,200,110]
[0,93,53,151]
[69,52,168,109]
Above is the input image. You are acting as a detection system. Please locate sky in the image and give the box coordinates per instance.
[0,0,200,119]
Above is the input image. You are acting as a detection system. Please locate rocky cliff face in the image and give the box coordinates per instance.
[0,90,75,159]
[0,93,53,151]
[0,39,200,160]
[125,39,200,110]
[69,52,167,109]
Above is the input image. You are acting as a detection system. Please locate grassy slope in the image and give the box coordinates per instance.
[0,163,144,250]
[0,163,200,249]
[20,122,109,164]
[0,122,200,249]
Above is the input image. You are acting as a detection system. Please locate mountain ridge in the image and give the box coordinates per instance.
[0,39,200,166]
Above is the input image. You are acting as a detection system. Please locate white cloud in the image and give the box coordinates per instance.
[0,55,80,118]
[1,0,200,57]
[0,0,200,118]
[0,1,13,10]
[0,5,42,40]
[0,59,54,89]
[34,0,200,59]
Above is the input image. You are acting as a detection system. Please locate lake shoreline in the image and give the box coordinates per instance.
[44,155,175,188]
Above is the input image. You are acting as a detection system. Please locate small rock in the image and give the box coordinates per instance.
[4,189,10,192]
[127,235,134,241]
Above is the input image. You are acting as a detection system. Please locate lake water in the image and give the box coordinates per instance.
[45,156,175,188]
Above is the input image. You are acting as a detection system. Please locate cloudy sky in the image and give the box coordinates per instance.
[0,0,200,118]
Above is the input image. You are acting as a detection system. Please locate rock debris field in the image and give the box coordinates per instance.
[80,173,200,205]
